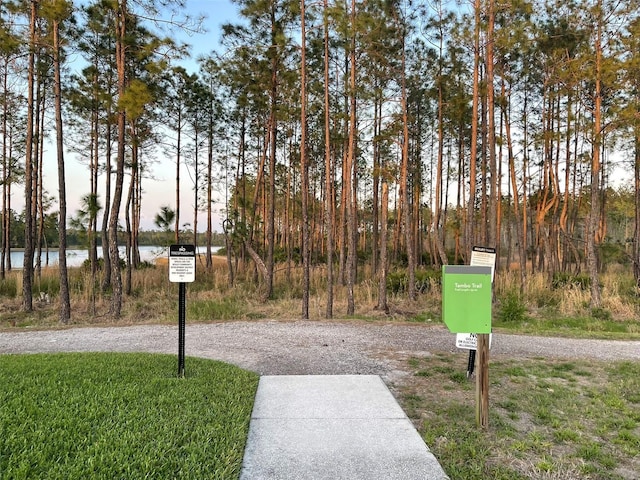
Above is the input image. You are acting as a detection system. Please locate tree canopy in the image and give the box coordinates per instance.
[2,0,640,318]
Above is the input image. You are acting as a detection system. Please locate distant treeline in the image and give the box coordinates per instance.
[1,210,225,248]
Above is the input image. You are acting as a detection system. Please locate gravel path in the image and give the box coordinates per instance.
[1,321,638,382]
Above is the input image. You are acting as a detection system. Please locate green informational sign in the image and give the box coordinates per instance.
[442,265,492,334]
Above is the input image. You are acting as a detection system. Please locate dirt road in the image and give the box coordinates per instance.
[1,321,638,381]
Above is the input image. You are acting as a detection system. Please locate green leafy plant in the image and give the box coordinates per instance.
[590,306,612,321]
[497,290,528,324]
[552,272,591,290]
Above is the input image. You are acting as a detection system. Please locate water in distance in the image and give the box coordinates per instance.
[8,245,219,269]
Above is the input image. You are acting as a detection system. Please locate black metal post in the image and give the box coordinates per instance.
[178,281,186,377]
[467,350,476,378]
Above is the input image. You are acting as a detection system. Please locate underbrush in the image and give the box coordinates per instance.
[1,262,639,337]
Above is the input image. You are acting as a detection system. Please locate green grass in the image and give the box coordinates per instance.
[399,355,640,479]
[493,314,640,340]
[188,298,245,321]
[0,353,259,479]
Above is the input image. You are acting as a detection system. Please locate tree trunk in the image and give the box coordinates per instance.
[522,91,530,275]
[345,0,357,315]
[300,0,310,319]
[244,240,268,281]
[52,13,71,323]
[124,134,137,296]
[323,0,334,319]
[101,106,113,292]
[486,0,498,253]
[34,70,45,278]
[175,109,181,244]
[400,33,416,301]
[89,64,99,281]
[587,5,603,307]
[36,87,44,276]
[108,0,127,318]
[265,2,280,301]
[206,106,214,270]
[466,0,481,259]
[433,7,448,267]
[1,54,11,278]
[377,178,389,313]
[22,0,38,312]
[372,92,381,273]
[634,137,640,286]
[193,130,199,248]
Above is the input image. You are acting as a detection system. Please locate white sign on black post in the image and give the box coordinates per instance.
[169,244,196,283]
[169,244,196,377]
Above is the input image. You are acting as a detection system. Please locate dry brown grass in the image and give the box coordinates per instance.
[1,259,439,327]
[1,260,639,328]
[495,268,640,321]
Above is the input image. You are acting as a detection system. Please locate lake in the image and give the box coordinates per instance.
[6,245,220,269]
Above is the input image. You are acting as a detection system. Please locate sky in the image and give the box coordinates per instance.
[136,0,241,232]
[41,0,242,234]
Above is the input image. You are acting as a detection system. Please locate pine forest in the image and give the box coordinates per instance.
[2,0,640,322]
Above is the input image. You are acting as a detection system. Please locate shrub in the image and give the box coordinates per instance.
[599,242,629,267]
[590,306,612,321]
[0,276,18,297]
[531,288,560,310]
[497,290,528,324]
[81,256,127,271]
[387,268,441,294]
[552,272,591,290]
[136,260,155,270]
[34,274,60,297]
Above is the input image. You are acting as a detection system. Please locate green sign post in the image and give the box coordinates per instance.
[442,265,492,333]
[442,265,492,429]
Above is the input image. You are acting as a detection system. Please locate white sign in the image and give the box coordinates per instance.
[169,244,196,283]
[456,332,493,350]
[470,246,496,281]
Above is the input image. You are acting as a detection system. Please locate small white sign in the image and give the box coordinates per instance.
[169,244,196,283]
[456,332,493,350]
[470,246,496,281]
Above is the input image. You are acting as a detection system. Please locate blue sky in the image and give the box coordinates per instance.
[7,1,244,234]
[181,0,240,57]
[63,0,244,233]
[131,0,243,231]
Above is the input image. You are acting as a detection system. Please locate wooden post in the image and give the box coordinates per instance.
[476,333,490,429]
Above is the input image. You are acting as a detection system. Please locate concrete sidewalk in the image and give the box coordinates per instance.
[239,375,449,480]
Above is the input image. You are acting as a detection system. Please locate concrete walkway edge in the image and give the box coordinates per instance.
[240,375,449,480]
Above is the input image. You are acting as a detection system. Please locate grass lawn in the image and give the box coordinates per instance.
[397,353,640,479]
[0,353,259,479]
